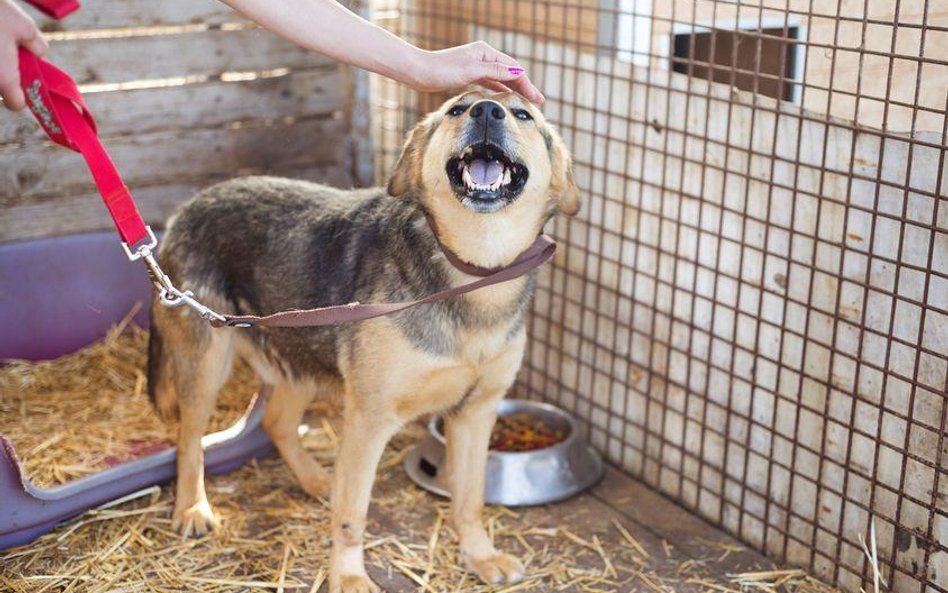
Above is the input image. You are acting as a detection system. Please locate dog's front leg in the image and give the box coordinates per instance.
[329,404,397,593]
[444,391,525,585]
[443,335,526,585]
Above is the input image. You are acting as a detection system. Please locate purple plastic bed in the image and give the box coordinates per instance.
[0,232,274,550]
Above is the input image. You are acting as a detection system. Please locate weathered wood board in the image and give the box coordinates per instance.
[0,0,352,242]
[44,28,335,87]
[0,69,342,146]
[25,0,241,30]
[2,118,345,204]
[0,165,350,244]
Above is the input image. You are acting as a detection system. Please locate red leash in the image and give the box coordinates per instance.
[20,0,150,250]
[16,2,556,329]
[21,0,78,19]
[18,49,151,249]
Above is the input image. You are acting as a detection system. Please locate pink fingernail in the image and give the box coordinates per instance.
[508,67,525,75]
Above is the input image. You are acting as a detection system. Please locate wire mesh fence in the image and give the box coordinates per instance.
[369,2,947,592]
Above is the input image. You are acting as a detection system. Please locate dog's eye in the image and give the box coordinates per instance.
[512,108,533,121]
[447,104,468,117]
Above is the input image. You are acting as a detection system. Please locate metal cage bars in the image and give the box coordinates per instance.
[369,2,947,592]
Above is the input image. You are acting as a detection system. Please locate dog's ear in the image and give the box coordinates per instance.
[547,125,581,215]
[387,114,436,197]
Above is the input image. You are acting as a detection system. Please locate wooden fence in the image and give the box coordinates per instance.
[0,0,354,243]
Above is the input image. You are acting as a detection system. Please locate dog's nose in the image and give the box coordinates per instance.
[469,100,506,121]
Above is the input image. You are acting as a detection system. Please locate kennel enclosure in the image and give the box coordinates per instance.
[0,0,945,592]
[367,2,946,592]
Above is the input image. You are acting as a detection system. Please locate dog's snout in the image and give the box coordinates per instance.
[470,100,506,121]
[462,98,512,153]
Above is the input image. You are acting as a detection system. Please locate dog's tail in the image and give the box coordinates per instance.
[147,319,179,422]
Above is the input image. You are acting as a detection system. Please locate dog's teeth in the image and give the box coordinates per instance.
[462,167,473,187]
[503,169,511,186]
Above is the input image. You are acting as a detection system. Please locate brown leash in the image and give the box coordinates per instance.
[208,233,556,328]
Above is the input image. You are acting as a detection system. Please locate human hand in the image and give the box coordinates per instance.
[408,41,544,105]
[0,0,49,110]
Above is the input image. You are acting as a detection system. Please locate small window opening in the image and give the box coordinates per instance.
[671,27,801,103]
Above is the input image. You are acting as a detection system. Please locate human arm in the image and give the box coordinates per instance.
[218,0,544,103]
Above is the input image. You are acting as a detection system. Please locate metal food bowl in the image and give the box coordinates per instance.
[404,399,603,506]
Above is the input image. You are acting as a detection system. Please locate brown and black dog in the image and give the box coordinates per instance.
[148,90,579,593]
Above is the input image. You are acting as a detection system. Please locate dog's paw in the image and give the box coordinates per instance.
[171,499,218,537]
[298,467,332,499]
[331,574,381,593]
[467,552,525,585]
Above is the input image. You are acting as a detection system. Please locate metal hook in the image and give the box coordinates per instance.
[121,226,228,326]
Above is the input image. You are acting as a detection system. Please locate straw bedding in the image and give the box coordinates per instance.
[0,311,253,488]
[0,318,843,593]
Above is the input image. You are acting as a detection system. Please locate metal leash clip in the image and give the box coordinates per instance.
[121,226,228,325]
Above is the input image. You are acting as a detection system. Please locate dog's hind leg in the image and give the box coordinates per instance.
[262,379,333,498]
[163,309,235,537]
[148,312,180,422]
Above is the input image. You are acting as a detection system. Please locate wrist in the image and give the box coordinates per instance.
[395,45,430,90]
[349,24,427,89]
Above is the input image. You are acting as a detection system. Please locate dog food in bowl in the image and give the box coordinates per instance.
[405,399,603,506]
[489,413,567,452]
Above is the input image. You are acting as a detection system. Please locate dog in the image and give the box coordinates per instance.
[147,89,579,593]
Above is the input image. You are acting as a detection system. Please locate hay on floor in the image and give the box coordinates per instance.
[0,311,254,488]
[0,319,845,593]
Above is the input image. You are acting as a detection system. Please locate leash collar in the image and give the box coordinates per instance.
[423,211,538,278]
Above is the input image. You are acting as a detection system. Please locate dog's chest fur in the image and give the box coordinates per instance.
[160,176,535,384]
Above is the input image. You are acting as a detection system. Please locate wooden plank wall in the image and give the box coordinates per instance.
[0,0,353,243]
[420,0,601,46]
[461,27,944,593]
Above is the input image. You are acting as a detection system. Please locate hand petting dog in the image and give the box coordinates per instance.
[399,41,545,105]
[218,0,545,104]
[149,90,576,593]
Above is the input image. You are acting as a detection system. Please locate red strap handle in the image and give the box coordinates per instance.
[22,0,79,19]
[18,48,149,247]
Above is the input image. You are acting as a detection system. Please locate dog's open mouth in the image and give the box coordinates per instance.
[446,143,528,213]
